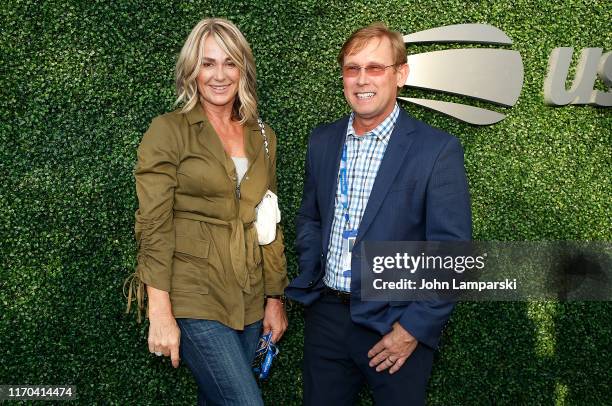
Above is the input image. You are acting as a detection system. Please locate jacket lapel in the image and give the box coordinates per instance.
[354,110,416,245]
[321,117,349,251]
[186,106,230,171]
[186,106,263,177]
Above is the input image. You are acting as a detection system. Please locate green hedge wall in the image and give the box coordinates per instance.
[1,0,610,404]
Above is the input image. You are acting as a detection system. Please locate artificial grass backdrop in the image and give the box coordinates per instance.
[1,0,610,404]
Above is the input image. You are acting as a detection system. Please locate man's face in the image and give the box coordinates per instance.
[342,37,408,130]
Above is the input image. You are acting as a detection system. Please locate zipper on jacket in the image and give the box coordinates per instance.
[235,158,255,200]
[232,140,264,201]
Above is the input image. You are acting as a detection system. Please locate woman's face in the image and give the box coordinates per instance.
[197,36,240,111]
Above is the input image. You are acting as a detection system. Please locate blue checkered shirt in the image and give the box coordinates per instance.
[324,104,400,292]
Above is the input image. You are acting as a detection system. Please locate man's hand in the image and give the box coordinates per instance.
[148,313,181,368]
[263,298,288,343]
[367,322,418,374]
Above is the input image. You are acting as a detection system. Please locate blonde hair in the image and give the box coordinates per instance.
[175,18,258,124]
[338,22,407,67]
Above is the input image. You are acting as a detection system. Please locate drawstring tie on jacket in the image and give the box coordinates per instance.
[123,272,145,323]
[173,211,253,294]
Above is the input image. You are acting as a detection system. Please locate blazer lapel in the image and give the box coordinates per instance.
[186,106,230,171]
[354,110,416,245]
[321,117,349,251]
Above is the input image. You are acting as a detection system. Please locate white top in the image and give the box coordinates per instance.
[231,156,249,184]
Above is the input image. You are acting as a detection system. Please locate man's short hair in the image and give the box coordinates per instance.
[337,22,407,67]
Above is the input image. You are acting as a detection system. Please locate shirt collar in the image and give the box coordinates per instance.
[185,103,207,125]
[346,103,400,143]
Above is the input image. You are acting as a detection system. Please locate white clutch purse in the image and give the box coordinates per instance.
[255,189,281,245]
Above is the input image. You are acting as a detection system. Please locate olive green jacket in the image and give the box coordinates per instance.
[126,105,288,329]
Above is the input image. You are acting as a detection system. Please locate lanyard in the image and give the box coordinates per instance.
[339,143,351,227]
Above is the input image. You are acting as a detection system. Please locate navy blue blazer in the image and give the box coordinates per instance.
[285,108,472,349]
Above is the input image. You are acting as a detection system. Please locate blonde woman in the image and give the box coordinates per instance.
[129,18,288,405]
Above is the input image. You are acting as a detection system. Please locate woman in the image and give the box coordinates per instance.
[127,18,288,405]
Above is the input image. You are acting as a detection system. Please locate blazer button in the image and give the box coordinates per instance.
[308,281,314,287]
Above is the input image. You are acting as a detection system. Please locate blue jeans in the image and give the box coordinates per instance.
[177,318,264,406]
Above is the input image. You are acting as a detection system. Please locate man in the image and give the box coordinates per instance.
[285,23,471,405]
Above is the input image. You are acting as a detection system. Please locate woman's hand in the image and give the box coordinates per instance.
[263,298,288,343]
[147,286,181,368]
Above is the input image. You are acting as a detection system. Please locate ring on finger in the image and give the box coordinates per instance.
[154,351,162,356]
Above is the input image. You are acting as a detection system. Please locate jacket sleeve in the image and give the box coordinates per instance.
[134,116,179,292]
[285,130,326,304]
[398,136,472,348]
[294,132,323,279]
[125,116,178,320]
[261,126,289,295]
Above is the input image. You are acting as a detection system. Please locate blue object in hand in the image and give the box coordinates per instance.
[252,332,279,380]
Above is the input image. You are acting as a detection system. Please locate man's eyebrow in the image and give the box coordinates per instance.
[344,62,386,66]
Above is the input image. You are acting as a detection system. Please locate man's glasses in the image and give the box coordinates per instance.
[342,64,398,78]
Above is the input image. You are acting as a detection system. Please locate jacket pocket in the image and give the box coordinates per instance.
[172,235,210,294]
[175,235,210,258]
[388,300,411,307]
